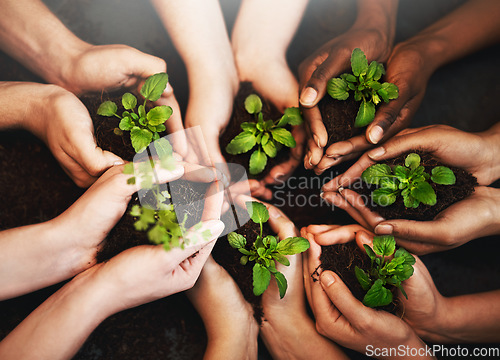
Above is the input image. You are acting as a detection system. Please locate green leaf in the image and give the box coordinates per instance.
[261,133,270,146]
[351,48,368,76]
[97,101,118,117]
[276,237,310,255]
[271,128,296,148]
[228,132,259,154]
[372,188,397,206]
[262,140,277,158]
[394,165,410,181]
[381,82,399,100]
[431,166,456,185]
[130,204,142,217]
[363,279,393,308]
[119,116,135,131]
[373,63,385,81]
[274,271,288,299]
[327,78,349,100]
[249,148,267,175]
[240,256,249,265]
[130,127,153,153]
[405,153,421,170]
[153,137,173,159]
[355,266,372,291]
[226,131,257,155]
[373,235,396,257]
[272,252,290,266]
[411,181,436,206]
[122,92,137,110]
[380,177,398,191]
[246,201,269,224]
[363,244,377,261]
[361,164,392,185]
[403,193,420,208]
[394,248,416,266]
[283,107,303,126]
[141,73,169,102]
[147,105,173,126]
[245,94,262,114]
[354,100,375,127]
[241,122,257,133]
[253,263,271,296]
[138,104,146,118]
[228,232,246,249]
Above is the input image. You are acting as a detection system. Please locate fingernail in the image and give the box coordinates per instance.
[313,134,322,149]
[321,272,335,287]
[308,156,313,167]
[368,147,386,160]
[269,206,282,219]
[319,191,325,199]
[206,220,225,239]
[368,125,384,144]
[300,87,317,106]
[375,224,393,235]
[326,154,338,159]
[113,160,124,166]
[338,186,344,195]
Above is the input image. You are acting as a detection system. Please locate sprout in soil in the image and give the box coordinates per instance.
[355,235,416,308]
[227,202,310,298]
[225,94,303,175]
[97,72,172,153]
[361,153,456,208]
[326,48,399,127]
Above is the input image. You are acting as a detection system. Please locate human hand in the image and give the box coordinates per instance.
[321,184,500,255]
[299,1,398,171]
[303,235,434,359]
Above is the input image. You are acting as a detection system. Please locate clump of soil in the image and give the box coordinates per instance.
[318,241,397,313]
[220,82,289,180]
[82,91,208,261]
[212,211,273,324]
[318,89,362,149]
[354,151,477,221]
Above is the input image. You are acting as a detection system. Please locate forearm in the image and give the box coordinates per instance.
[0,0,89,86]
[232,0,309,65]
[260,312,348,360]
[352,0,399,42]
[0,218,95,300]
[429,290,500,343]
[0,265,110,360]
[204,322,258,360]
[398,0,500,73]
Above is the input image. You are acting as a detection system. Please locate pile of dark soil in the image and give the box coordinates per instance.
[355,151,477,221]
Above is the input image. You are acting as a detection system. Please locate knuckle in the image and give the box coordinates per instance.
[315,321,328,336]
[310,66,332,84]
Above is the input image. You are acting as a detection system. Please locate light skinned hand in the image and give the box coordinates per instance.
[303,234,435,359]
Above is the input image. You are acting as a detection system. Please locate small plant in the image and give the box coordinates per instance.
[327,48,399,127]
[227,202,310,298]
[97,73,172,153]
[361,153,456,208]
[355,235,415,308]
[124,138,210,251]
[225,94,303,175]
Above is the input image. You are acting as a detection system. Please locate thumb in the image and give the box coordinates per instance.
[320,270,368,326]
[374,219,447,245]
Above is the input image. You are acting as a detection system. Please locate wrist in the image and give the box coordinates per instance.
[478,124,500,184]
[352,0,398,46]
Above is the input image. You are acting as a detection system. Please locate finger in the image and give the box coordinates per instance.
[324,134,373,159]
[319,191,371,229]
[267,205,297,239]
[393,238,446,256]
[300,55,347,108]
[319,270,369,327]
[301,106,328,149]
[321,153,376,191]
[315,150,363,175]
[374,219,449,245]
[304,139,324,169]
[303,224,341,235]
[131,160,185,192]
[249,181,273,201]
[340,188,385,229]
[314,224,367,246]
[180,161,224,183]
[365,128,438,163]
[202,181,225,221]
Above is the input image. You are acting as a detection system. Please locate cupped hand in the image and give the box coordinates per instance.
[303,236,433,358]
[299,24,395,170]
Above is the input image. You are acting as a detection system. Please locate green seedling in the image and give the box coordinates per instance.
[98,72,172,153]
[124,138,209,251]
[327,48,399,127]
[361,153,456,208]
[355,235,415,308]
[225,94,303,175]
[227,202,310,298]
